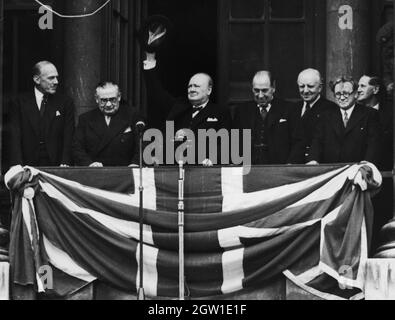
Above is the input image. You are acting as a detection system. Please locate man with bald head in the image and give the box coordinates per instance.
[9,61,75,167]
[294,68,337,161]
[233,71,305,164]
[143,52,231,165]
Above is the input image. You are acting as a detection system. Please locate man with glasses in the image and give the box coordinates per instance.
[233,71,305,164]
[73,82,140,167]
[307,76,381,165]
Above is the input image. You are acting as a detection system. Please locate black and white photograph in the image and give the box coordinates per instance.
[0,0,394,306]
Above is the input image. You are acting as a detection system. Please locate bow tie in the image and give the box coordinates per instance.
[258,104,270,111]
[193,105,204,111]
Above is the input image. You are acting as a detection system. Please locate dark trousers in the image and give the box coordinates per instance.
[252,145,270,165]
[38,143,51,166]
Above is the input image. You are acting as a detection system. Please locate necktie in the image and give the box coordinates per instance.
[259,105,268,122]
[343,111,349,128]
[105,115,111,126]
[192,105,204,119]
[303,102,311,117]
[40,94,48,118]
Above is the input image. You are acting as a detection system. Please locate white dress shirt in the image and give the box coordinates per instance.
[341,105,355,122]
[105,115,111,126]
[192,101,209,119]
[258,103,272,113]
[301,95,321,117]
[34,87,44,111]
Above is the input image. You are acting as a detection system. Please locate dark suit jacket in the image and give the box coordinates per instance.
[73,106,139,166]
[233,99,305,164]
[377,100,393,170]
[144,68,232,164]
[293,97,337,159]
[308,104,381,165]
[9,90,75,166]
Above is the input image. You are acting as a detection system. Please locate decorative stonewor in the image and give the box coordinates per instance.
[364,259,395,300]
[0,224,10,300]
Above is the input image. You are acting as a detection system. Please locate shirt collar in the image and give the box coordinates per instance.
[258,103,271,112]
[193,100,209,110]
[341,104,355,117]
[304,95,321,109]
[305,94,321,108]
[34,87,44,101]
[372,103,380,111]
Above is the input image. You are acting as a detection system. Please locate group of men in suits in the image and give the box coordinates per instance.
[8,59,393,170]
[143,50,391,169]
[9,61,141,169]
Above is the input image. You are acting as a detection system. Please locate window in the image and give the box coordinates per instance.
[218,0,325,104]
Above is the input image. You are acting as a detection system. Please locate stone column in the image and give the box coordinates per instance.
[326,0,370,98]
[63,0,104,120]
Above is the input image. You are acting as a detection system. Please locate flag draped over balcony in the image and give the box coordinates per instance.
[4,163,381,300]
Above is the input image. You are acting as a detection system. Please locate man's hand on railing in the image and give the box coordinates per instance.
[146,51,156,62]
[143,52,157,70]
[89,162,104,168]
[202,159,213,167]
[306,161,319,166]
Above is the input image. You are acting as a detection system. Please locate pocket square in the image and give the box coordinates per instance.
[279,119,287,123]
[207,117,218,122]
[56,111,61,117]
[124,127,132,133]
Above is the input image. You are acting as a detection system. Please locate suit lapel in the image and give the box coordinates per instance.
[191,102,215,128]
[248,102,260,128]
[44,95,60,136]
[266,100,281,130]
[330,108,345,137]
[24,91,41,137]
[378,103,392,130]
[88,109,107,138]
[94,108,130,154]
[344,105,364,135]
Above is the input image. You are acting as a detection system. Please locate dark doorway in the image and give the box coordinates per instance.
[147,0,218,100]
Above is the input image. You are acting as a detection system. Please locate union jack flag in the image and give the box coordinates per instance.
[4,163,381,300]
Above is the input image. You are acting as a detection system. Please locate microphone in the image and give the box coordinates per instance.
[136,121,146,133]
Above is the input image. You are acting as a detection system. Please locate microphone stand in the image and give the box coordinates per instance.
[178,160,185,300]
[137,128,145,300]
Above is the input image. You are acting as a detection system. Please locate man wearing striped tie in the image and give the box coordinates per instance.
[232,71,305,165]
[9,61,75,168]
[307,76,381,165]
